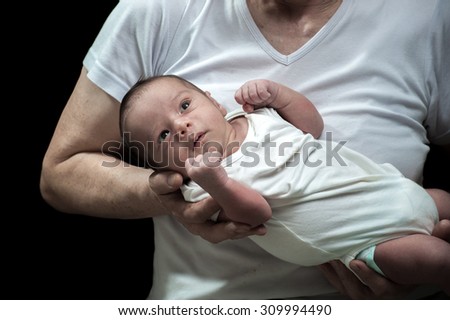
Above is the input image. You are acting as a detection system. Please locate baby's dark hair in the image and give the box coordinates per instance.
[119,75,204,168]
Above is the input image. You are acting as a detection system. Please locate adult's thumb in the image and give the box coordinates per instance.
[148,170,183,195]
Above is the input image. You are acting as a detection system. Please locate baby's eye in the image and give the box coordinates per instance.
[181,100,190,111]
[159,130,170,142]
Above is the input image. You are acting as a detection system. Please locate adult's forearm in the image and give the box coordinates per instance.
[40,151,167,219]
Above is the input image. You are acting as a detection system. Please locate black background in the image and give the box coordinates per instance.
[7,1,153,299]
[5,0,449,300]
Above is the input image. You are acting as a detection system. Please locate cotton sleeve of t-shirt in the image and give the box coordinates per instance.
[82,0,190,102]
[424,0,450,145]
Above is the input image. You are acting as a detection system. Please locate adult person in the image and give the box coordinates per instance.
[40,0,450,299]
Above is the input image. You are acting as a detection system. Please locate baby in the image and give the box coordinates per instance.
[119,75,450,294]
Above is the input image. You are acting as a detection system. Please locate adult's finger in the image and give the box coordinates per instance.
[182,220,267,244]
[175,196,222,223]
[330,260,372,299]
[349,260,410,299]
[317,263,347,296]
[320,260,415,300]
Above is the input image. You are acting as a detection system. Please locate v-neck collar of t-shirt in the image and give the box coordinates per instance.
[237,0,352,65]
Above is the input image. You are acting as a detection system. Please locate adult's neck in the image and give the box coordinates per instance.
[246,0,343,54]
[248,0,342,17]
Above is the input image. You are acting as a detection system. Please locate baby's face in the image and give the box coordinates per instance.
[125,78,231,175]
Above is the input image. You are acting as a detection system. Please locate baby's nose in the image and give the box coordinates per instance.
[174,119,191,138]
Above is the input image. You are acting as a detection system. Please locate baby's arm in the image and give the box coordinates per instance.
[235,79,324,138]
[185,152,272,228]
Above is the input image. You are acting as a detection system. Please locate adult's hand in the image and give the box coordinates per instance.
[318,260,411,299]
[148,170,266,243]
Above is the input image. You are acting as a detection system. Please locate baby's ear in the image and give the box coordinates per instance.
[205,91,227,116]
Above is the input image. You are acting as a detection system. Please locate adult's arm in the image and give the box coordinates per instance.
[41,67,261,242]
[40,67,213,220]
[148,170,267,243]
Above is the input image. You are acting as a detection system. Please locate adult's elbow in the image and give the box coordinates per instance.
[39,158,65,212]
[40,164,56,208]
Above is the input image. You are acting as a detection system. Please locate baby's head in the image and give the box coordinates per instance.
[120,75,229,175]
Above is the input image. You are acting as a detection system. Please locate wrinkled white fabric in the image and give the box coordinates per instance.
[183,108,438,269]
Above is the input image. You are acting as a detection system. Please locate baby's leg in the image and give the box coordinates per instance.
[426,188,450,220]
[432,219,450,242]
[374,234,450,295]
[426,189,450,242]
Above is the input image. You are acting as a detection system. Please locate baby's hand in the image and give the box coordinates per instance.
[185,152,228,188]
[235,79,279,112]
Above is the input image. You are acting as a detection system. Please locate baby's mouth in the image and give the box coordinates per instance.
[194,132,205,148]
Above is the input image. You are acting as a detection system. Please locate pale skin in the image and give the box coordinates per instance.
[125,77,450,296]
[39,0,450,298]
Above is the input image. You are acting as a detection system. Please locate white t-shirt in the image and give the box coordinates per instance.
[182,108,438,268]
[83,0,450,299]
